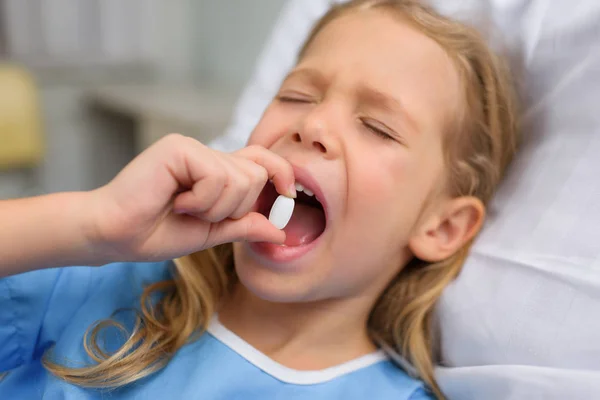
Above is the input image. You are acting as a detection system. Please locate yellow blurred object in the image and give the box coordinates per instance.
[0,64,44,169]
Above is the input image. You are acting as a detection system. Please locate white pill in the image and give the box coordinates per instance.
[268,195,295,230]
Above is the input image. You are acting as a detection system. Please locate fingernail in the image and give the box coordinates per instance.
[288,184,297,198]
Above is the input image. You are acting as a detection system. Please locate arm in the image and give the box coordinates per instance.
[0,192,102,278]
[0,134,295,279]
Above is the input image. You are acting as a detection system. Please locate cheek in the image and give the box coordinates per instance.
[247,104,297,147]
[339,154,411,264]
[247,121,274,148]
[346,148,434,243]
[351,151,415,213]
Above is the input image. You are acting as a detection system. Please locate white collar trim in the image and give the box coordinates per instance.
[207,317,388,385]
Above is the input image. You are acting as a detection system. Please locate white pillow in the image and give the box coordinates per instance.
[210,1,600,399]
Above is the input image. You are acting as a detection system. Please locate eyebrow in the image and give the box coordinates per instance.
[281,68,328,90]
[357,86,420,134]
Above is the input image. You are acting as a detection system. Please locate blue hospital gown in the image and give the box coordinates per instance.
[0,261,433,399]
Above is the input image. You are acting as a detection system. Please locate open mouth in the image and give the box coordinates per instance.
[257,181,327,247]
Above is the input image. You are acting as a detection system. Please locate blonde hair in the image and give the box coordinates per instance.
[44,1,518,399]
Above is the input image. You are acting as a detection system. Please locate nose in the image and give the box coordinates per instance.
[291,105,341,159]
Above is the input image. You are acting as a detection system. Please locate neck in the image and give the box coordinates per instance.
[217,284,378,370]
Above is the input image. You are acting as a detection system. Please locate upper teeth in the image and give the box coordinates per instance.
[295,182,314,197]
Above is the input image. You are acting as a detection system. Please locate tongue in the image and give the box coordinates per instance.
[282,203,326,246]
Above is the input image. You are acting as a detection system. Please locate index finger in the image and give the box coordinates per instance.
[234,145,296,198]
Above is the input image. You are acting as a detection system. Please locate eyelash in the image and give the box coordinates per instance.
[277,97,397,142]
[278,96,310,104]
[363,120,395,141]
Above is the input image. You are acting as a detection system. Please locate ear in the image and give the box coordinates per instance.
[408,197,485,263]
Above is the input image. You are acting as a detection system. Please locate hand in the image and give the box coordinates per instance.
[88,134,295,262]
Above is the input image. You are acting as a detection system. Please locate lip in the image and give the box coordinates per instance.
[248,236,323,265]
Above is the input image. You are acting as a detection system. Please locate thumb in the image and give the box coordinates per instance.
[208,212,286,246]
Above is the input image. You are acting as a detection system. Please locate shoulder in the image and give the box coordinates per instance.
[5,259,173,290]
[39,261,174,357]
[365,360,434,399]
[18,259,172,297]
[3,259,174,327]
[0,260,174,370]
[408,387,435,400]
[60,260,175,308]
[88,260,174,291]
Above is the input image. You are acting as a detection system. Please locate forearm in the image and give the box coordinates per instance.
[0,192,105,277]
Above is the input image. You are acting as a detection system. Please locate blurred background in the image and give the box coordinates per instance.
[0,0,285,199]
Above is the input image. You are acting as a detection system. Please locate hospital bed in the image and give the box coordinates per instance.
[209,1,600,398]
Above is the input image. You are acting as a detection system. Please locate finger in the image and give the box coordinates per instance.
[197,161,251,223]
[172,159,227,214]
[228,157,269,220]
[207,212,286,246]
[156,134,216,189]
[235,145,296,198]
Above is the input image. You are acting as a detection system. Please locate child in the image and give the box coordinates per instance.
[0,0,518,399]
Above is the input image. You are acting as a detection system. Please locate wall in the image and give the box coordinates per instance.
[1,0,287,198]
[0,0,196,197]
[191,0,286,94]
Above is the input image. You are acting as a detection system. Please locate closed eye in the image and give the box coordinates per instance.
[277,95,312,104]
[362,119,395,141]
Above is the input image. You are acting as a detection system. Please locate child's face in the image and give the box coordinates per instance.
[233,10,463,304]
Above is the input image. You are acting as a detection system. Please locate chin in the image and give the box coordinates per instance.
[233,243,330,303]
[235,266,314,303]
